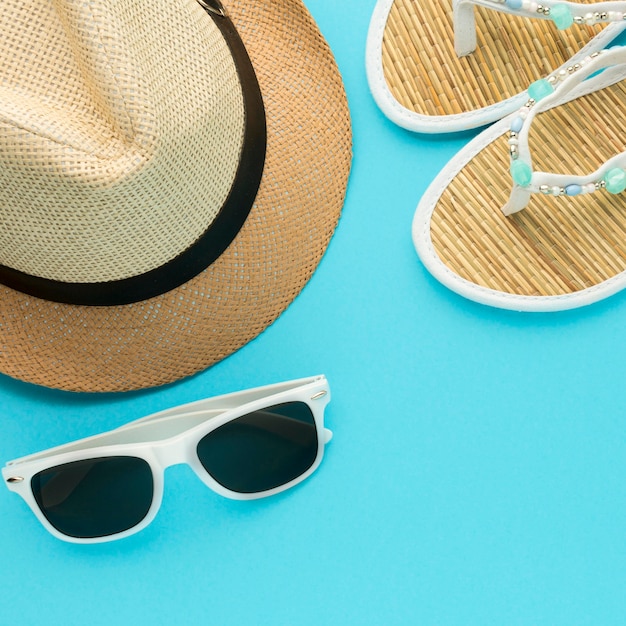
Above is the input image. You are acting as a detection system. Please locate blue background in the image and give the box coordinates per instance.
[2,2,626,624]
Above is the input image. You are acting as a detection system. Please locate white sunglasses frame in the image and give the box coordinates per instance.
[2,375,332,544]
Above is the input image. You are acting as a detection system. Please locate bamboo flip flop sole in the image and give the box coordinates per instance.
[366,0,625,132]
[413,66,626,310]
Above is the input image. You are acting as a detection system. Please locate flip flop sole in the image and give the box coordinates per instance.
[368,0,623,132]
[413,81,626,310]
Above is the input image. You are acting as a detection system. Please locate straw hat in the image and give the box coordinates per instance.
[0,0,352,392]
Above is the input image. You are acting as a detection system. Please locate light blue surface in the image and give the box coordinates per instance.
[2,2,626,624]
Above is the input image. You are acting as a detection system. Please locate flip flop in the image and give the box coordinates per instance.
[366,0,626,133]
[412,47,626,310]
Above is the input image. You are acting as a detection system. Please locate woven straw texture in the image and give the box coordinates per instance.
[0,0,244,282]
[430,81,626,296]
[382,0,604,116]
[0,0,352,392]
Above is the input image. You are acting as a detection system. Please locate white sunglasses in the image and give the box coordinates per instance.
[3,375,332,544]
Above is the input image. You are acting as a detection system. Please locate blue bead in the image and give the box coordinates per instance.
[510,117,524,133]
[565,184,582,196]
[505,0,523,8]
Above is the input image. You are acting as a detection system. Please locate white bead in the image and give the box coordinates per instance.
[529,2,538,12]
[551,186,561,196]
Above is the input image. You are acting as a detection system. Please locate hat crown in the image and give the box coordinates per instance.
[0,0,246,287]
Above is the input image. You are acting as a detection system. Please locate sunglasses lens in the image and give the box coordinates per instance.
[31,456,153,539]
[196,401,318,493]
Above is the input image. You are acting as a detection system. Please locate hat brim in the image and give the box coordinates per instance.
[0,0,352,392]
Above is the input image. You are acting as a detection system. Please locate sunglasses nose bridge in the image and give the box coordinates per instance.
[153,436,194,469]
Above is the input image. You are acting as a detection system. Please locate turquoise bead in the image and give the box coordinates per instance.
[510,160,532,187]
[565,184,582,196]
[604,168,626,194]
[550,4,574,30]
[528,78,555,102]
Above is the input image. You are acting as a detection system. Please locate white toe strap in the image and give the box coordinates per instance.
[454,0,626,57]
[501,46,626,215]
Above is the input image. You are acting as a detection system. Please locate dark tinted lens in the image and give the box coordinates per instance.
[197,401,318,493]
[31,456,153,539]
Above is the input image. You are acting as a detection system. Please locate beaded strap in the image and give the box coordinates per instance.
[454,0,626,56]
[503,46,626,215]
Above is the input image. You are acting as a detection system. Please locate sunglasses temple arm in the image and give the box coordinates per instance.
[108,375,330,442]
[108,406,332,454]
[124,375,327,428]
[3,376,328,467]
